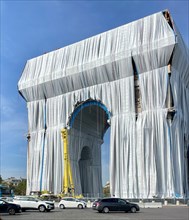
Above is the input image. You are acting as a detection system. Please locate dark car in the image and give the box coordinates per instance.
[0,199,21,215]
[93,198,140,213]
[92,198,101,209]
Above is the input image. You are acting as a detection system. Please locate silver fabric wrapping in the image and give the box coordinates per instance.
[19,11,189,198]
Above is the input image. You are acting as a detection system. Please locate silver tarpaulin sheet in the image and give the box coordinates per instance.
[18,11,189,198]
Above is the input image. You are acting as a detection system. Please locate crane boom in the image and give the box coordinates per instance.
[61,128,74,196]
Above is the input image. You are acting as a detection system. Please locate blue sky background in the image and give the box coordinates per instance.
[0,0,188,186]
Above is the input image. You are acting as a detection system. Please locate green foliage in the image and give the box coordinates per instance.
[41,190,50,195]
[14,180,27,195]
[103,185,110,197]
[0,175,2,184]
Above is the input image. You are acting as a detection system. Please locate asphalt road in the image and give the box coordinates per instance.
[0,206,188,220]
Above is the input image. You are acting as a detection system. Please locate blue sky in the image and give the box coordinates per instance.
[0,0,188,186]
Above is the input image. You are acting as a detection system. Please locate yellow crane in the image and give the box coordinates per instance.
[61,128,74,196]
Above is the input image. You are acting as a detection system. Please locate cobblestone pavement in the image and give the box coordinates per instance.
[0,206,188,220]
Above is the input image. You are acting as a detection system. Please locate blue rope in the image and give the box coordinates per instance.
[69,100,111,128]
[40,100,47,191]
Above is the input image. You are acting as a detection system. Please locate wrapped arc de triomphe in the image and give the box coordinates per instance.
[18,10,189,198]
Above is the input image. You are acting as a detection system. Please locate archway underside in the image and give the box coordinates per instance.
[68,101,110,197]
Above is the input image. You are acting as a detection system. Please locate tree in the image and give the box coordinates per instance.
[14,179,27,195]
[0,175,3,184]
[103,182,110,197]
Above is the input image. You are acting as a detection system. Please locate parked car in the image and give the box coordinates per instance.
[58,197,87,209]
[0,197,13,202]
[13,196,54,212]
[92,198,101,208]
[92,198,140,213]
[0,199,21,215]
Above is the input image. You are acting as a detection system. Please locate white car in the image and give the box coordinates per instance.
[58,197,87,209]
[13,196,54,212]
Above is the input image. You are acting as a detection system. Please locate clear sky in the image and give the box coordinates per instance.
[0,0,188,186]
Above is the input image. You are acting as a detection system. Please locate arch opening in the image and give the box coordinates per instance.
[68,99,111,130]
[79,146,92,196]
[68,99,111,197]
